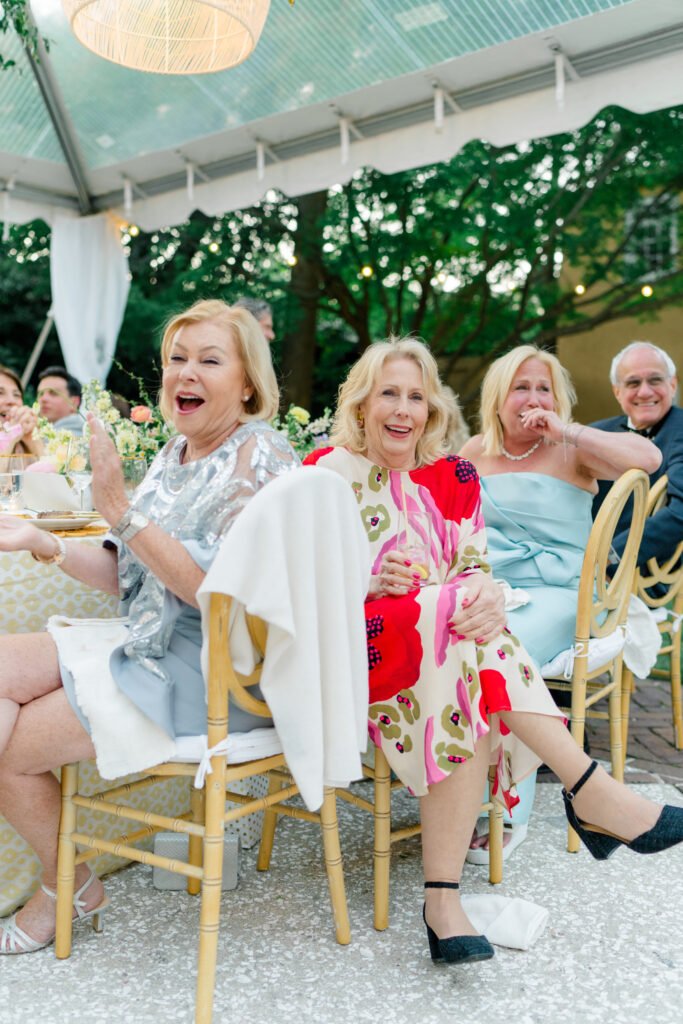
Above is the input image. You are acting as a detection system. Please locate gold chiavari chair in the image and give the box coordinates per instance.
[544,468,649,852]
[56,599,350,1024]
[621,474,683,751]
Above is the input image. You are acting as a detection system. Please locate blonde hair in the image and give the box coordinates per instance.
[330,337,451,467]
[159,300,278,423]
[480,345,576,456]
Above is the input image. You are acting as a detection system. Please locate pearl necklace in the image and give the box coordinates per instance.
[500,438,543,461]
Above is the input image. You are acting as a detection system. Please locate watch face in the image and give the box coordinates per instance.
[121,512,149,541]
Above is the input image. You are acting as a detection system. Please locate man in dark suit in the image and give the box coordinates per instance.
[592,341,683,567]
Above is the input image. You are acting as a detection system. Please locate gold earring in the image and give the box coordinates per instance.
[357,411,364,428]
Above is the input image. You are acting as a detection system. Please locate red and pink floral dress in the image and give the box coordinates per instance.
[304,448,563,810]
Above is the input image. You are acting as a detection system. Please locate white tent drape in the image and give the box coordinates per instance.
[50,214,130,385]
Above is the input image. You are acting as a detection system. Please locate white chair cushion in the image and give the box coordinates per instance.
[541,631,626,680]
[170,727,282,765]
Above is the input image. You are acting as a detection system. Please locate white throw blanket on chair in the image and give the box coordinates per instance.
[198,466,370,811]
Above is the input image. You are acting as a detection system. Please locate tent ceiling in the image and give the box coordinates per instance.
[1,0,682,229]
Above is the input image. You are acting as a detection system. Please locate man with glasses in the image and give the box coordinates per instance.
[592,341,683,567]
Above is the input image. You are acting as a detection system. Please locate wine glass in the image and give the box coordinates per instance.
[121,456,147,499]
[66,438,93,511]
[397,509,431,586]
[0,454,30,512]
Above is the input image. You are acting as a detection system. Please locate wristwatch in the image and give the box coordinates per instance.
[111,508,151,544]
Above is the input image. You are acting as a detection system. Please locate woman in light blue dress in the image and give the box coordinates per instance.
[459,344,660,860]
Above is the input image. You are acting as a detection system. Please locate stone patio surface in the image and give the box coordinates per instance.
[2,676,682,1024]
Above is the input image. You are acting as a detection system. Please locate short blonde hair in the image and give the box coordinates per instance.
[159,300,278,423]
[480,345,576,456]
[330,337,451,467]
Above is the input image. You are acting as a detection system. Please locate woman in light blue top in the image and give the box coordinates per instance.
[460,344,660,860]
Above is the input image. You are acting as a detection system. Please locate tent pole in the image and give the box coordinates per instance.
[21,310,54,390]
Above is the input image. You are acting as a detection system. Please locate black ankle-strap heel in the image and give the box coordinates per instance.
[563,759,683,860]
[423,882,494,964]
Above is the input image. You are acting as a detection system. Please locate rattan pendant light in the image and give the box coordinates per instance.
[61,1,271,74]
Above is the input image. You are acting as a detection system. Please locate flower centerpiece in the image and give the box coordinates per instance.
[35,380,175,473]
[271,405,332,459]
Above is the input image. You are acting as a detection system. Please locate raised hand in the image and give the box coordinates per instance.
[87,414,129,527]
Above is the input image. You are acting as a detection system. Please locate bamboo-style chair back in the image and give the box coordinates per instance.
[56,596,350,1024]
[544,468,649,851]
[621,475,683,750]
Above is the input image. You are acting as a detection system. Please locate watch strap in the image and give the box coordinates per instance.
[111,509,150,543]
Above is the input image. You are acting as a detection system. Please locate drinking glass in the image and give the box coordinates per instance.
[0,454,29,512]
[66,438,93,511]
[121,456,147,499]
[397,509,431,586]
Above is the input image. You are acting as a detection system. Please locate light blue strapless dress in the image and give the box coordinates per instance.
[480,473,593,668]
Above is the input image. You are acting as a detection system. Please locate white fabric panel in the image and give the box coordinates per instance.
[50,213,130,384]
[198,466,370,811]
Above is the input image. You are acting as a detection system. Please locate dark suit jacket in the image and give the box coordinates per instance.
[591,405,683,567]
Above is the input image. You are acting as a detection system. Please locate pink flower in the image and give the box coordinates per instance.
[25,460,57,474]
[130,405,153,423]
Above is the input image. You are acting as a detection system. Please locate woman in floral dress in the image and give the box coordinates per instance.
[305,337,683,966]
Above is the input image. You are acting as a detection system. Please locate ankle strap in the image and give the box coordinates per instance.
[424,881,460,890]
[564,759,598,802]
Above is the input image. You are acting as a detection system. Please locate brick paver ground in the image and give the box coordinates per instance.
[539,673,683,796]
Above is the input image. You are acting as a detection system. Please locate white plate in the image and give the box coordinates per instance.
[32,514,101,531]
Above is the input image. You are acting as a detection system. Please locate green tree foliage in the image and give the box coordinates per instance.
[308,104,683,404]
[0,0,44,70]
[0,104,681,413]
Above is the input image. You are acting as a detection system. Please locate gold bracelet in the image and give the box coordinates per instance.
[31,532,66,565]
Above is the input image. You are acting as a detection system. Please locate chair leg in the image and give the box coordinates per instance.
[670,622,683,750]
[373,747,391,931]
[256,772,282,872]
[621,665,634,758]
[195,765,226,1024]
[486,766,503,885]
[319,786,351,946]
[568,669,588,854]
[55,762,79,960]
[188,785,205,897]
[608,660,625,783]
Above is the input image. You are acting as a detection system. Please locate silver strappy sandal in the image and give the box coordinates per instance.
[0,870,109,955]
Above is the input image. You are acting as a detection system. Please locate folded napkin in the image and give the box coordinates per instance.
[461,894,549,950]
[22,472,79,512]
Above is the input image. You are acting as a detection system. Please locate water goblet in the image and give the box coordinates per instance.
[121,456,147,499]
[0,454,30,512]
[66,438,93,511]
[397,509,431,586]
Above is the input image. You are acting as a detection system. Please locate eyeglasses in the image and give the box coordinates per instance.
[619,375,669,391]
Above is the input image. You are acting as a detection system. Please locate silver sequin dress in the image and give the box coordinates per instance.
[60,420,298,738]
